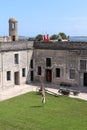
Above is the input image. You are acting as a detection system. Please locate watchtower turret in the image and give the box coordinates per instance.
[9,17,18,41]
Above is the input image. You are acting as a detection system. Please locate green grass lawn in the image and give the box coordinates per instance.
[0,92,87,130]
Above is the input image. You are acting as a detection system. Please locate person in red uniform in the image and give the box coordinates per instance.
[43,35,47,42]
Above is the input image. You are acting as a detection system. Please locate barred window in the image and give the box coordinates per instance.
[80,60,86,70]
[70,69,75,79]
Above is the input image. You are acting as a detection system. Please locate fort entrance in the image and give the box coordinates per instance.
[46,69,52,82]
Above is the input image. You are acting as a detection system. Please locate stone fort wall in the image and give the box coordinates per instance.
[0,41,33,90]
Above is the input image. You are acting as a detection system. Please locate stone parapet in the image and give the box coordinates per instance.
[34,41,87,50]
[0,41,33,52]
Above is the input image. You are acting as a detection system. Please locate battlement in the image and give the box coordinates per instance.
[34,41,87,50]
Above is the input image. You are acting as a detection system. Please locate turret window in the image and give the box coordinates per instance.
[12,23,15,29]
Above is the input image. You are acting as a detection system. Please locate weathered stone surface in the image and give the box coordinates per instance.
[33,41,87,87]
[0,41,33,90]
[34,41,87,50]
[0,41,33,52]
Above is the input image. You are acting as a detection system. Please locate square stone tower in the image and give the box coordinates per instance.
[9,17,18,41]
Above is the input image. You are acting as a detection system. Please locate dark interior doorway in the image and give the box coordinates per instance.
[46,69,52,82]
[13,35,15,41]
[84,73,87,86]
[14,72,19,85]
[30,71,34,81]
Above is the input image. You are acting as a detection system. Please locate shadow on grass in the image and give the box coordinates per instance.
[30,105,42,108]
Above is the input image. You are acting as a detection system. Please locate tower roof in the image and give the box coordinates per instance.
[9,17,18,22]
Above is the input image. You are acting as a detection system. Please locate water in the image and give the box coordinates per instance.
[70,36,87,42]
[19,36,87,42]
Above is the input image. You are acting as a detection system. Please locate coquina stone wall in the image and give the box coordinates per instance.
[33,41,87,87]
[0,41,33,90]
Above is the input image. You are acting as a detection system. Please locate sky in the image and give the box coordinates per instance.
[0,0,87,37]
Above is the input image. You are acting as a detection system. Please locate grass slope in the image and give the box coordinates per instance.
[0,92,87,130]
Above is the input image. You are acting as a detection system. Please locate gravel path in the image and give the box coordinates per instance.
[0,84,87,101]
